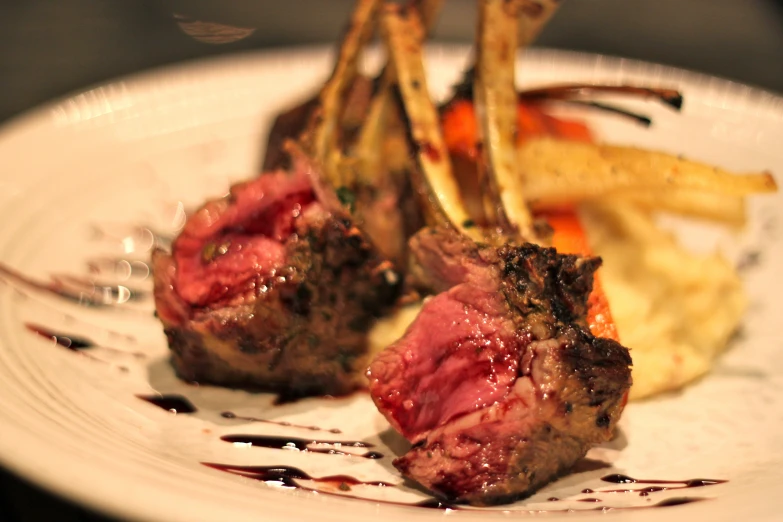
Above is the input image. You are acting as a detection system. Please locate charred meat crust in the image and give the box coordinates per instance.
[395,323,631,505]
[498,242,602,338]
[159,208,401,398]
[396,417,591,505]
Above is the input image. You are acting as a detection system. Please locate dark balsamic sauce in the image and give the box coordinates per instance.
[595,474,727,497]
[203,461,713,513]
[26,324,94,350]
[654,497,706,507]
[137,394,198,414]
[221,411,342,434]
[202,463,393,489]
[25,323,114,365]
[25,323,145,358]
[203,462,463,510]
[601,474,726,487]
[221,434,383,459]
[556,497,707,512]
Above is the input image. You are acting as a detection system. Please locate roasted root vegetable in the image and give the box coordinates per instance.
[441,98,776,224]
[517,138,777,210]
[443,98,594,160]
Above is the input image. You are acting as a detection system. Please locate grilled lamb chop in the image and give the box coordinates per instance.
[368,228,631,504]
[153,0,411,397]
[368,2,631,505]
[154,150,401,396]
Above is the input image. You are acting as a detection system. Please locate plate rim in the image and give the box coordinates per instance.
[1,43,782,137]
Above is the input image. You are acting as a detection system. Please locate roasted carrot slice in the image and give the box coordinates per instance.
[541,210,619,343]
[539,111,594,143]
[442,99,479,160]
[516,103,551,139]
[442,100,593,158]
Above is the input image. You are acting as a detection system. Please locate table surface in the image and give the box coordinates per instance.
[0,0,781,520]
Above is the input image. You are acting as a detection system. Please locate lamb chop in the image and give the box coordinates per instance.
[370,228,631,505]
[152,0,407,397]
[367,0,632,505]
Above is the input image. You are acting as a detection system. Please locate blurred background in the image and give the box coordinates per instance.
[0,0,781,519]
[0,0,782,125]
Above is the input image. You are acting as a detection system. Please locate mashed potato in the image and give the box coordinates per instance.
[581,203,746,400]
[369,203,747,401]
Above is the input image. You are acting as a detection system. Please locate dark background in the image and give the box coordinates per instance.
[0,0,781,520]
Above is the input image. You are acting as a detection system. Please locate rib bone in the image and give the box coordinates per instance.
[301,0,380,188]
[381,3,480,239]
[473,0,534,238]
[354,0,444,184]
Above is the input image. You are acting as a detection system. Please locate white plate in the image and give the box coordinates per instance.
[0,46,781,522]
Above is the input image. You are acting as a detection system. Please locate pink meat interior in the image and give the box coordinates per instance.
[172,170,316,308]
[368,283,529,442]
